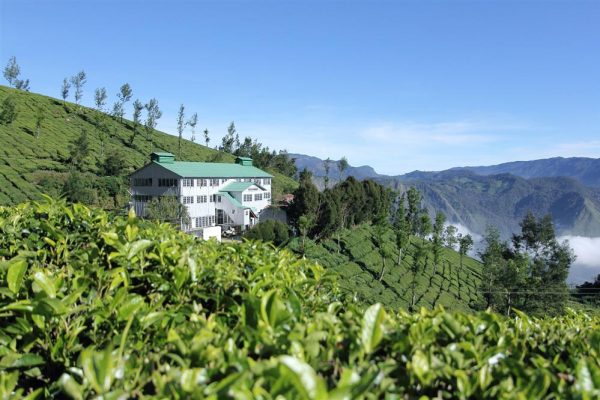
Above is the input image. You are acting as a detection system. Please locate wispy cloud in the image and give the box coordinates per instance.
[359,120,526,146]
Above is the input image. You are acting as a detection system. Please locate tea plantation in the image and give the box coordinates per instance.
[1,199,599,398]
[0,85,297,204]
[287,225,483,313]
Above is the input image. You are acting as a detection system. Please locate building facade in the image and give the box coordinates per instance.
[130,152,273,234]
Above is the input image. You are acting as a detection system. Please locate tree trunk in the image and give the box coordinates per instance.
[379,256,386,282]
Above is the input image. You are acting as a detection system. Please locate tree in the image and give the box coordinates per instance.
[69,129,90,169]
[457,233,473,297]
[34,104,45,138]
[432,212,446,275]
[144,98,162,139]
[3,57,29,90]
[297,215,312,256]
[94,87,107,111]
[70,71,87,106]
[337,156,349,183]
[118,83,132,106]
[289,169,320,231]
[61,78,70,105]
[188,113,198,142]
[244,220,289,246]
[146,195,190,228]
[323,157,332,189]
[3,56,19,87]
[129,99,144,145]
[62,171,97,204]
[417,210,432,243]
[393,194,410,266]
[220,122,236,153]
[96,118,110,156]
[177,104,185,158]
[444,225,458,250]
[406,187,422,235]
[0,95,18,125]
[112,101,124,121]
[100,150,128,176]
[203,128,210,147]
[373,224,393,282]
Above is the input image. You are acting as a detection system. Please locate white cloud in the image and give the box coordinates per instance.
[558,236,600,284]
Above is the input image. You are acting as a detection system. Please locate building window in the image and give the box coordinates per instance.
[209,178,219,187]
[221,179,227,184]
[243,194,252,202]
[182,196,194,204]
[134,194,152,202]
[264,192,271,200]
[209,195,222,203]
[182,178,194,187]
[197,195,207,203]
[197,179,207,187]
[263,178,271,185]
[254,193,262,201]
[133,178,152,186]
[158,178,178,187]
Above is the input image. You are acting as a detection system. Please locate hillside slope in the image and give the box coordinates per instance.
[287,224,483,313]
[454,157,600,188]
[0,85,297,205]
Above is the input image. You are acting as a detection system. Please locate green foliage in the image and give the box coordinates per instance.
[68,129,90,169]
[145,195,190,227]
[481,213,574,316]
[0,199,598,398]
[0,95,18,125]
[287,223,484,313]
[245,220,290,246]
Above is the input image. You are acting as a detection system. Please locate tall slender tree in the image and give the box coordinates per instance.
[432,212,446,275]
[94,87,107,112]
[61,78,70,106]
[323,157,332,189]
[3,56,29,90]
[129,99,144,145]
[3,56,19,87]
[393,194,410,266]
[70,71,87,107]
[203,128,210,147]
[34,105,45,138]
[177,104,185,158]
[337,156,349,183]
[188,113,198,142]
[144,98,162,140]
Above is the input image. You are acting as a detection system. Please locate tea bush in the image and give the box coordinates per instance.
[1,199,599,399]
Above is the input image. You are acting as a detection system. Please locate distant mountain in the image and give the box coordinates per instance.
[289,153,600,237]
[377,171,600,238]
[289,153,381,180]
[452,157,600,188]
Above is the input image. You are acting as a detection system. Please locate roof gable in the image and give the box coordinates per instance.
[220,181,266,192]
[151,161,273,178]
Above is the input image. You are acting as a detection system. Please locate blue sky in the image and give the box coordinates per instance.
[1,0,599,174]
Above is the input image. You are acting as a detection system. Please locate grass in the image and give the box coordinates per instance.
[0,85,298,205]
[287,223,484,312]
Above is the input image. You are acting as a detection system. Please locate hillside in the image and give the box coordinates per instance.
[2,199,599,398]
[290,153,380,180]
[378,171,600,237]
[454,157,600,188]
[0,85,297,205]
[287,224,483,313]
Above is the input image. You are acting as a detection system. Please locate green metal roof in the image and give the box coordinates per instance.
[153,161,273,178]
[220,181,265,192]
[218,192,248,209]
[152,151,175,156]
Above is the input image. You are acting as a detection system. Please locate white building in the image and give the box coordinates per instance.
[130,152,273,235]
